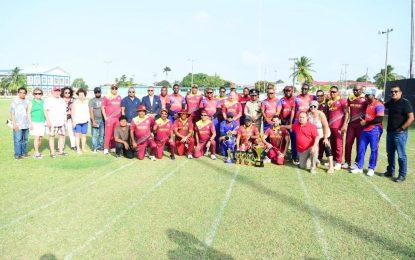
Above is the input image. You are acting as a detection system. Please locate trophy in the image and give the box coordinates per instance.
[226,148,233,163]
[224,131,235,163]
[235,151,242,164]
[253,135,266,167]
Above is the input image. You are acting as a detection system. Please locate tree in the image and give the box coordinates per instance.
[276,79,284,84]
[163,66,171,78]
[373,65,396,89]
[8,67,27,92]
[291,56,314,84]
[255,81,274,93]
[115,74,134,88]
[156,80,171,87]
[356,75,369,82]
[181,73,228,88]
[0,76,11,95]
[71,78,89,90]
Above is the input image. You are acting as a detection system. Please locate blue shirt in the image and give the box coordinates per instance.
[121,96,140,122]
[220,120,239,137]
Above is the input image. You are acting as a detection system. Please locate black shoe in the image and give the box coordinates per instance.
[71,147,77,151]
[170,154,176,160]
[384,171,394,178]
[115,154,121,158]
[292,158,299,165]
[394,176,406,183]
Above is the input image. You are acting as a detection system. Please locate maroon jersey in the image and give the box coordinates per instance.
[347,94,367,125]
[195,119,216,142]
[294,94,316,119]
[154,118,173,141]
[277,96,295,124]
[238,95,251,114]
[174,118,194,138]
[130,116,155,143]
[327,97,348,129]
[237,125,259,144]
[199,96,219,118]
[186,93,203,116]
[261,97,279,119]
[265,126,289,151]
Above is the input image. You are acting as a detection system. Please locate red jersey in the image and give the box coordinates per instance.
[364,100,384,132]
[154,118,173,141]
[186,93,203,116]
[174,118,194,137]
[199,96,219,118]
[277,96,295,124]
[237,125,259,144]
[130,115,155,142]
[327,97,348,129]
[295,94,316,118]
[347,94,367,125]
[318,101,329,116]
[159,94,170,110]
[102,95,122,119]
[265,126,289,150]
[292,121,318,153]
[261,97,279,119]
[168,94,185,113]
[222,100,242,119]
[195,119,215,142]
[238,95,251,114]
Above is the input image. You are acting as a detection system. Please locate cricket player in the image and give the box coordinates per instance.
[130,105,157,160]
[194,110,216,159]
[262,115,290,165]
[102,84,122,154]
[173,109,195,158]
[153,109,175,160]
[185,84,203,123]
[168,84,186,122]
[222,92,242,125]
[261,88,279,132]
[236,117,259,151]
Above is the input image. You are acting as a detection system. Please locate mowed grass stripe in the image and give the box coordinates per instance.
[0,158,184,258]
[73,158,239,259]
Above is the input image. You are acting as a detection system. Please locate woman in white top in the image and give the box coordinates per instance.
[72,88,90,153]
[308,100,334,174]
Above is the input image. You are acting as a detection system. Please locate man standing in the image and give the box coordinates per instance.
[200,87,220,149]
[384,86,414,182]
[10,87,30,159]
[344,86,366,169]
[327,86,349,170]
[130,105,157,160]
[185,84,203,122]
[294,83,316,120]
[153,109,175,160]
[276,86,296,162]
[44,86,67,158]
[244,89,262,130]
[222,92,242,125]
[159,86,170,110]
[168,84,185,122]
[351,89,384,176]
[121,87,140,123]
[102,84,122,155]
[239,87,251,124]
[89,87,104,152]
[261,88,279,132]
[142,86,162,118]
[292,112,319,173]
[173,109,195,158]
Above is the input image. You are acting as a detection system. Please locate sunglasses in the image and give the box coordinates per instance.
[201,114,208,117]
[220,90,226,93]
[330,91,338,94]
[317,95,324,97]
[250,94,258,96]
[391,90,399,94]
[34,92,42,95]
[310,105,317,108]
[353,89,360,92]
[148,89,154,92]
[128,91,135,93]
[302,88,309,90]
[111,87,118,90]
[207,91,213,94]
[64,92,70,94]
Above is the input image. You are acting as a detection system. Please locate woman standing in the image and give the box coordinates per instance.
[28,88,46,158]
[102,84,122,154]
[72,88,90,154]
[308,100,334,174]
[61,87,76,150]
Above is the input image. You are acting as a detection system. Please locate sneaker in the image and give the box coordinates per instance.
[264,157,271,163]
[103,149,109,155]
[225,158,233,164]
[292,158,299,165]
[350,163,358,170]
[310,167,317,174]
[384,171,394,178]
[110,148,116,153]
[334,163,341,171]
[210,154,217,160]
[93,149,98,153]
[149,155,156,161]
[366,169,375,177]
[341,162,349,169]
[350,168,363,174]
[50,154,56,159]
[170,154,176,160]
[58,152,68,156]
[14,156,23,160]
[187,154,193,159]
[71,146,77,151]
[33,153,43,159]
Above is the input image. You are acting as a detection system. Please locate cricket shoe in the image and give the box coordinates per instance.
[334,163,342,171]
[366,169,375,177]
[341,162,349,169]
[350,168,363,174]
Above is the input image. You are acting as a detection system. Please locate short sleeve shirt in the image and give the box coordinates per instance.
[385,98,414,132]
[89,97,103,120]
[10,97,29,129]
[114,125,130,141]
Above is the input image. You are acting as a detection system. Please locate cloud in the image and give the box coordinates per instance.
[192,11,211,22]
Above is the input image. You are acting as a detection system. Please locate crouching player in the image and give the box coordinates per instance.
[194,110,217,159]
[153,109,175,160]
[130,105,157,160]
[236,117,259,151]
[173,109,195,159]
[114,116,135,159]
[219,112,239,163]
[261,115,289,165]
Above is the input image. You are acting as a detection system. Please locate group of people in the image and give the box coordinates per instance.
[10,82,413,182]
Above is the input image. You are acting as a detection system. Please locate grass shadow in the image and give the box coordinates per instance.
[39,254,57,260]
[194,158,415,258]
[166,229,234,260]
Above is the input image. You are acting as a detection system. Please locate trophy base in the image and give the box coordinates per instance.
[254,160,264,167]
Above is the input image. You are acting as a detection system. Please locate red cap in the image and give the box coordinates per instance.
[52,86,61,91]
[137,104,147,112]
[160,108,168,114]
[177,109,190,115]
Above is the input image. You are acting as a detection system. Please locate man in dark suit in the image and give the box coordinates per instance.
[141,86,162,118]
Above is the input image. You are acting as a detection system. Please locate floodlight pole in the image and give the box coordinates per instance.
[411,0,414,78]
[188,58,196,85]
[289,57,298,91]
[379,28,393,96]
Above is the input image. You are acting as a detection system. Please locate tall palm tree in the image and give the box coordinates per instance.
[163,66,171,78]
[9,67,27,92]
[291,56,314,84]
[373,65,396,89]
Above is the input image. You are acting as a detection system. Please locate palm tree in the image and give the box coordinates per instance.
[9,67,27,92]
[163,66,171,78]
[373,65,396,89]
[291,56,314,84]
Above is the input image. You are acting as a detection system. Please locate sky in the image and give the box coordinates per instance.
[0,0,411,86]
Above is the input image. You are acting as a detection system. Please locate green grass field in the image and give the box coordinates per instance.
[1,98,414,259]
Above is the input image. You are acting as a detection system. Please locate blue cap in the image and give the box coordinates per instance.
[365,88,376,96]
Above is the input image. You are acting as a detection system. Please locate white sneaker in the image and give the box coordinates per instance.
[366,169,375,176]
[149,155,156,161]
[187,154,193,159]
[351,168,363,174]
[334,163,341,170]
[350,163,358,170]
[93,149,97,153]
[103,149,109,155]
[316,159,321,166]
[210,154,217,160]
[310,167,317,174]
[110,148,116,153]
[341,162,349,169]
[264,157,271,163]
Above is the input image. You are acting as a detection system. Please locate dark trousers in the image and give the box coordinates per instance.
[386,131,408,177]
[115,141,135,159]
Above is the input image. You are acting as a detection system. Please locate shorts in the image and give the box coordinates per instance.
[48,126,65,137]
[31,122,45,136]
[74,122,88,134]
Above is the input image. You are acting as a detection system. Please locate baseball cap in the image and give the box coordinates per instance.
[310,100,319,107]
[93,87,101,93]
[52,86,61,91]
[244,116,253,123]
[137,105,147,112]
[365,88,377,96]
[226,112,234,118]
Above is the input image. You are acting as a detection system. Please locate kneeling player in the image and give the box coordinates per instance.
[262,115,289,165]
[173,109,195,158]
[219,112,238,162]
[153,109,175,160]
[194,110,216,159]
[130,105,157,160]
[236,117,259,151]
